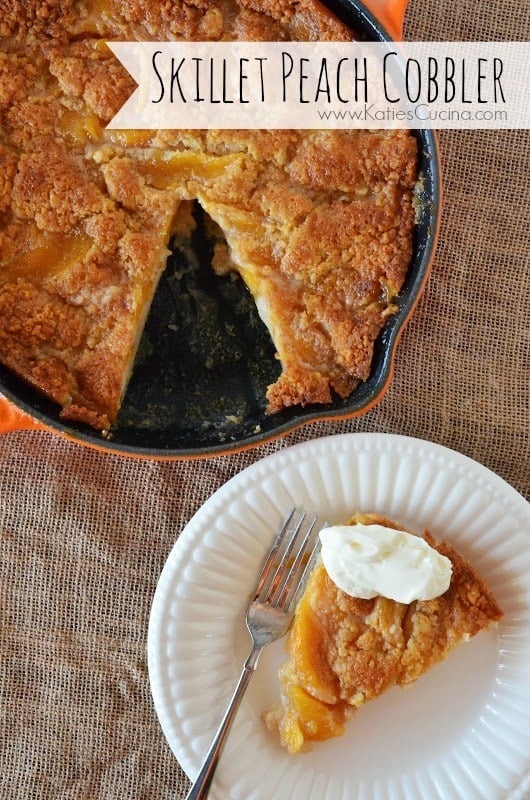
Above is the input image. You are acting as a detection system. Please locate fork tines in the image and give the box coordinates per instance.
[254,508,322,611]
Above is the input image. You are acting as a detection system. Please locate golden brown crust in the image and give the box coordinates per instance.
[46,39,136,123]
[264,512,503,753]
[0,0,417,429]
[287,130,418,192]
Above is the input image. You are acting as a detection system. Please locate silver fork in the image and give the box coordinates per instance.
[185,508,322,800]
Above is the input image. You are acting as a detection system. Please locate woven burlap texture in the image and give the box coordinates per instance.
[1,0,529,798]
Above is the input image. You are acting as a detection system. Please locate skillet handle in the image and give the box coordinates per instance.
[0,394,48,433]
[361,0,409,39]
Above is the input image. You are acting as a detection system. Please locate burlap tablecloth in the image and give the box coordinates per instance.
[1,0,529,797]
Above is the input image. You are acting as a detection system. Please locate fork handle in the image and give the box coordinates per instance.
[184,643,263,800]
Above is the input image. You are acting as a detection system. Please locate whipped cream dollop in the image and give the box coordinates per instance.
[319,523,452,603]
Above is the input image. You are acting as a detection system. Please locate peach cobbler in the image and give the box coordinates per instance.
[264,513,503,753]
[0,0,417,430]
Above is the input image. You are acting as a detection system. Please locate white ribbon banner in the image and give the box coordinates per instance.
[107,41,530,130]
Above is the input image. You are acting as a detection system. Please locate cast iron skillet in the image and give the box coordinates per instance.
[0,0,441,459]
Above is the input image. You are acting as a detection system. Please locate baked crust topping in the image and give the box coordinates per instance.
[0,0,417,430]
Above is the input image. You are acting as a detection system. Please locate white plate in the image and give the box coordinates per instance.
[148,433,530,800]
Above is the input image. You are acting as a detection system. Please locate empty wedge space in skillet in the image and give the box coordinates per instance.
[0,0,418,432]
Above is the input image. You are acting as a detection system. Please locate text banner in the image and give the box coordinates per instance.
[107,41,530,130]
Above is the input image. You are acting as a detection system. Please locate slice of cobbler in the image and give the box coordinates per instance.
[263,512,503,753]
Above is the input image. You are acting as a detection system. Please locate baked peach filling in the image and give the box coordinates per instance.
[58,110,104,146]
[2,224,93,282]
[133,151,246,190]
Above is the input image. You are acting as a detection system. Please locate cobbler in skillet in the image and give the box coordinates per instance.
[0,0,417,429]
